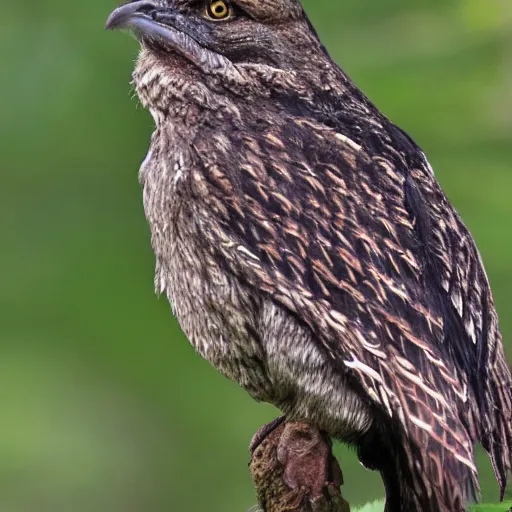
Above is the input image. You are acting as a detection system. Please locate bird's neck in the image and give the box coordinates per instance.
[133,49,378,139]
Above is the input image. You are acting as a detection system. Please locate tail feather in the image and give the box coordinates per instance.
[359,415,478,512]
[479,347,512,501]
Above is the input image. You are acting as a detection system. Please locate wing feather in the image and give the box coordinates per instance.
[405,159,512,496]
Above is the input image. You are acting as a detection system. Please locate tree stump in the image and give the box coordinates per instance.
[249,421,351,512]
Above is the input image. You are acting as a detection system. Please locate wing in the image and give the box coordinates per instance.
[189,115,489,508]
[404,145,512,496]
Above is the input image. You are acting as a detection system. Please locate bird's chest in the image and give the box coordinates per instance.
[139,144,273,400]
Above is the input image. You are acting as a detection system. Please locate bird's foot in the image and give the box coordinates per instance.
[249,415,286,454]
[276,423,343,501]
[249,420,349,511]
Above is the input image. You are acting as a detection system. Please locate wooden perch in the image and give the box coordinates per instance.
[249,421,351,512]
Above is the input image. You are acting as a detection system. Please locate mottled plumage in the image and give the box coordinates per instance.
[106,1,512,510]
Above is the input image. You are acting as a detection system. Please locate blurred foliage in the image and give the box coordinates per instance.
[1,0,511,511]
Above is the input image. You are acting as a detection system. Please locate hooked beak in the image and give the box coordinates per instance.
[106,1,155,30]
[105,1,231,71]
[106,1,170,37]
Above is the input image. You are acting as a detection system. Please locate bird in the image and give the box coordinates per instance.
[105,1,512,510]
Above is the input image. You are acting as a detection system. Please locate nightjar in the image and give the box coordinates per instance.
[106,1,512,510]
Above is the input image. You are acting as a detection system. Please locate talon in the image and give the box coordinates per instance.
[277,423,332,499]
[249,415,286,454]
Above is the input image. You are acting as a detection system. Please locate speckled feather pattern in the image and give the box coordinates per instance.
[126,4,512,511]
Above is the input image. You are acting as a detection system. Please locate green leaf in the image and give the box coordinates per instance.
[352,501,512,512]
[353,500,385,512]
[472,502,512,511]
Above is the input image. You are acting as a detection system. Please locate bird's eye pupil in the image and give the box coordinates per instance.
[206,0,231,20]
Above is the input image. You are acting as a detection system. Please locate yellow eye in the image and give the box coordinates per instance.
[206,0,232,20]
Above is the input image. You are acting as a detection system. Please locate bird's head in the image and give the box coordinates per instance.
[106,0,327,71]
[106,0,340,117]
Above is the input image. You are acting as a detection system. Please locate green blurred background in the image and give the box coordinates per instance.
[1,0,511,510]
